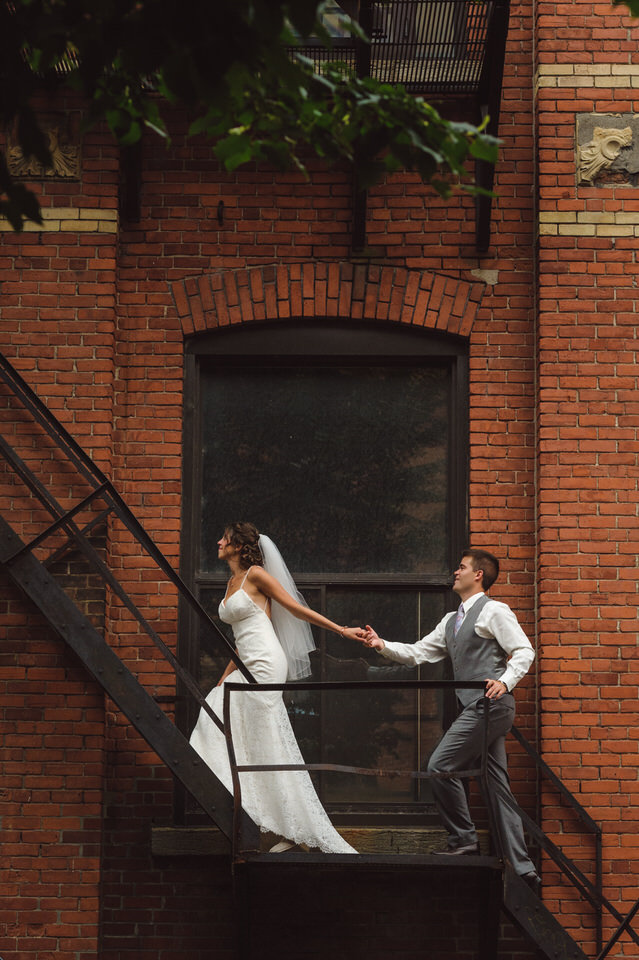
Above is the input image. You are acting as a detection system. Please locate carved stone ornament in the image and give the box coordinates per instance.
[578,126,633,184]
[7,121,80,180]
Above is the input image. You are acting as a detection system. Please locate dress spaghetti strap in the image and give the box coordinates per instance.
[242,566,270,612]
[221,567,252,605]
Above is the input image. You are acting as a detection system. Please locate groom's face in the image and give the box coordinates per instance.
[452,556,483,597]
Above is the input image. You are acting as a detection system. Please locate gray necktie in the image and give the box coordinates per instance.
[453,602,465,636]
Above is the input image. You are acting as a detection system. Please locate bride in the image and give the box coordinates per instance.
[189,521,362,854]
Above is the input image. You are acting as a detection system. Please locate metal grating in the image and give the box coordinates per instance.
[296,0,501,96]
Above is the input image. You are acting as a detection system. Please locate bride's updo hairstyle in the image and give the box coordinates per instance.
[225,522,264,569]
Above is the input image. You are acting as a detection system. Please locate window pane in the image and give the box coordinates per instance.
[199,363,449,575]
[197,587,234,694]
[184,339,466,821]
[417,591,450,801]
[324,589,418,802]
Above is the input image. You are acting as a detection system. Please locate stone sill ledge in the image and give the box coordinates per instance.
[151,825,489,857]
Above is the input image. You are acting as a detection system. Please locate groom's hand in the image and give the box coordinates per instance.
[484,678,507,700]
[363,625,385,651]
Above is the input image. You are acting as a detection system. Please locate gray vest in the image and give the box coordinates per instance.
[445,594,509,706]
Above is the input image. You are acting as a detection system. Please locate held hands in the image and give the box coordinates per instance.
[338,623,384,650]
[342,625,367,642]
[361,624,384,651]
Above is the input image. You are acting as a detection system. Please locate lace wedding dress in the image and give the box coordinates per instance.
[189,581,356,854]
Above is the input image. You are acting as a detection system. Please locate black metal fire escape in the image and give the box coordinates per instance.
[296,0,510,254]
[2,351,638,960]
[0,351,259,847]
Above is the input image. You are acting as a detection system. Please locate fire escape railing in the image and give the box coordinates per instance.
[0,353,252,693]
[494,733,639,959]
[595,897,639,960]
[224,677,636,959]
[0,351,261,839]
[508,724,603,950]
[224,679,495,858]
[291,0,510,252]
[297,0,504,98]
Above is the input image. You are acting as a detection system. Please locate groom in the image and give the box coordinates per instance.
[359,548,540,889]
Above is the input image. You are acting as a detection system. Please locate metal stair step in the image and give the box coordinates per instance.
[503,866,589,960]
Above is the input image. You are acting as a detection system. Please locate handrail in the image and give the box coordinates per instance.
[223,680,635,959]
[509,725,603,951]
[596,896,639,960]
[493,755,639,956]
[0,352,253,688]
[510,725,600,834]
[0,429,230,735]
[223,679,491,858]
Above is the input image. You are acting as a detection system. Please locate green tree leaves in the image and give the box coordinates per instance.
[1,0,499,229]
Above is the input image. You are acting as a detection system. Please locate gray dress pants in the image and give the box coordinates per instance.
[427,694,535,876]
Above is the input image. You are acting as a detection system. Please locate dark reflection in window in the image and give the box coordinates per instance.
[200,364,448,576]
[322,589,419,802]
[196,588,230,695]
[193,586,451,807]
[273,590,450,805]
[183,340,466,820]
[417,591,451,800]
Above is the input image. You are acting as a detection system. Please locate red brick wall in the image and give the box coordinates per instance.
[5,0,638,956]
[0,592,105,960]
[0,95,119,960]
[536,1,639,954]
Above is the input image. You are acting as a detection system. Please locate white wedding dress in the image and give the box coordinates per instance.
[189,579,356,854]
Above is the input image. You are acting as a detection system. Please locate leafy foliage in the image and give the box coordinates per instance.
[1,0,499,229]
[612,0,639,13]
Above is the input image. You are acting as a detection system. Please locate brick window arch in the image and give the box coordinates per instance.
[171,262,484,336]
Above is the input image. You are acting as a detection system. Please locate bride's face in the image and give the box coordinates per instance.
[218,531,239,561]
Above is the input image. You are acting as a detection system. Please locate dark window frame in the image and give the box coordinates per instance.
[177,319,469,824]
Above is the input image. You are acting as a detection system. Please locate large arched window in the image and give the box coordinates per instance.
[179,320,468,821]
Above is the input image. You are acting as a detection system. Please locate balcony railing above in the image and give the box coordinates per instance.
[298,0,509,104]
[295,0,511,252]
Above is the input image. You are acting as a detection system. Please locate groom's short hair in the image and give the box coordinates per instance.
[463,548,499,591]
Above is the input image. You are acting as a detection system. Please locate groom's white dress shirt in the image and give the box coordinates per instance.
[379,591,534,694]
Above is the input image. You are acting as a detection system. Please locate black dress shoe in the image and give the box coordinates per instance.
[432,842,480,856]
[522,872,542,894]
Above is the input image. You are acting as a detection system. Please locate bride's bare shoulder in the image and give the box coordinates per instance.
[247,565,275,587]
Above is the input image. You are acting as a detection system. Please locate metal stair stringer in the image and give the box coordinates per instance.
[0,514,260,850]
[502,866,589,960]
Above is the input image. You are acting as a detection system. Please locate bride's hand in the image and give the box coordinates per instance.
[342,626,367,642]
